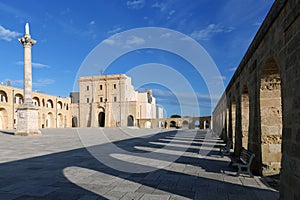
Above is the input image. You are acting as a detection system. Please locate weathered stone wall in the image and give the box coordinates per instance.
[212,0,300,198]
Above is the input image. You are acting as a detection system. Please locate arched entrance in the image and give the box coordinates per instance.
[127,115,134,126]
[145,121,151,128]
[0,108,8,130]
[98,112,105,127]
[194,120,200,129]
[259,58,282,176]
[57,113,63,128]
[182,120,189,129]
[46,112,53,128]
[242,85,249,148]
[231,97,237,155]
[72,117,78,127]
[170,121,176,128]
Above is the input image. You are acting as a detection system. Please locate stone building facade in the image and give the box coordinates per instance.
[70,74,164,128]
[212,0,300,199]
[0,84,72,130]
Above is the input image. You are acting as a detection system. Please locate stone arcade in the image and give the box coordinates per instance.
[212,0,300,198]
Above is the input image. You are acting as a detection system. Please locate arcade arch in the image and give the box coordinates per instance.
[259,57,282,175]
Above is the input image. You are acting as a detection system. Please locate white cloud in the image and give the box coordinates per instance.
[3,79,23,86]
[167,10,176,20]
[125,36,145,47]
[152,2,167,12]
[102,35,145,48]
[16,61,50,69]
[103,39,116,45]
[127,0,145,10]
[89,20,95,25]
[190,24,234,41]
[252,22,262,26]
[108,25,122,35]
[180,36,193,41]
[160,32,171,38]
[33,78,55,87]
[212,75,226,81]
[151,88,221,106]
[228,67,237,71]
[0,25,21,41]
[169,10,175,15]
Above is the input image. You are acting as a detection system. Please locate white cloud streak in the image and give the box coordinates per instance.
[103,39,117,46]
[122,36,145,49]
[2,78,55,88]
[190,24,234,41]
[16,61,50,69]
[127,0,145,10]
[3,79,23,86]
[108,25,122,35]
[149,88,221,108]
[33,78,55,87]
[0,25,21,41]
[152,2,167,12]
[89,20,95,25]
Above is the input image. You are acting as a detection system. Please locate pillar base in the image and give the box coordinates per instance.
[14,104,41,136]
[14,130,42,136]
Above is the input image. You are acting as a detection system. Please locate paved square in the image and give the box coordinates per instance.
[0,128,278,199]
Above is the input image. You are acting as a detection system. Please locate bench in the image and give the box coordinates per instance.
[219,140,232,157]
[231,147,255,177]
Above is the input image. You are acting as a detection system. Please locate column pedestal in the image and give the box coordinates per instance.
[15,104,41,136]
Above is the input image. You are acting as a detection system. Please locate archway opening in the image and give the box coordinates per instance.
[98,112,105,127]
[57,113,63,128]
[33,97,40,107]
[194,120,200,129]
[46,112,53,128]
[0,90,8,102]
[182,120,189,129]
[170,121,176,128]
[242,85,250,149]
[231,97,236,155]
[260,58,282,176]
[127,115,134,127]
[0,108,8,129]
[145,121,151,128]
[72,117,78,127]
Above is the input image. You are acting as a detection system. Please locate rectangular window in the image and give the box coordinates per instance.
[100,85,102,90]
[87,98,89,103]
[100,97,103,102]
[114,96,117,102]
[86,86,89,91]
[114,84,117,89]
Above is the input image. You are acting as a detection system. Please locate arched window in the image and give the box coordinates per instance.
[0,90,8,102]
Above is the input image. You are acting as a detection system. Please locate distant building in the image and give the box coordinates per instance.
[70,74,164,128]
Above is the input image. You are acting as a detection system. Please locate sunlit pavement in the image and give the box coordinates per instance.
[0,128,278,200]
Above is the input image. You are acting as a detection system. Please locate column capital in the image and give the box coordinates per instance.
[18,35,36,47]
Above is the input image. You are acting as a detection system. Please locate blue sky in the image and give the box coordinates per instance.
[0,0,274,117]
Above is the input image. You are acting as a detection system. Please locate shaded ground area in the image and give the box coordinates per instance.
[262,174,280,191]
[0,128,278,199]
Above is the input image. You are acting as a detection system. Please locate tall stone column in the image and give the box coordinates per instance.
[15,23,41,136]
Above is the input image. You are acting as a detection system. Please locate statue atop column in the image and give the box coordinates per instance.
[15,23,41,136]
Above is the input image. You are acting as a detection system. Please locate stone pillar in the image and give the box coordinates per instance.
[15,23,41,136]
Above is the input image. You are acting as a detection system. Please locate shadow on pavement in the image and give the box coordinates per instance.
[0,129,278,199]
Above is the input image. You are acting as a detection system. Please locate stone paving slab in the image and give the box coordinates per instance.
[0,128,279,199]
